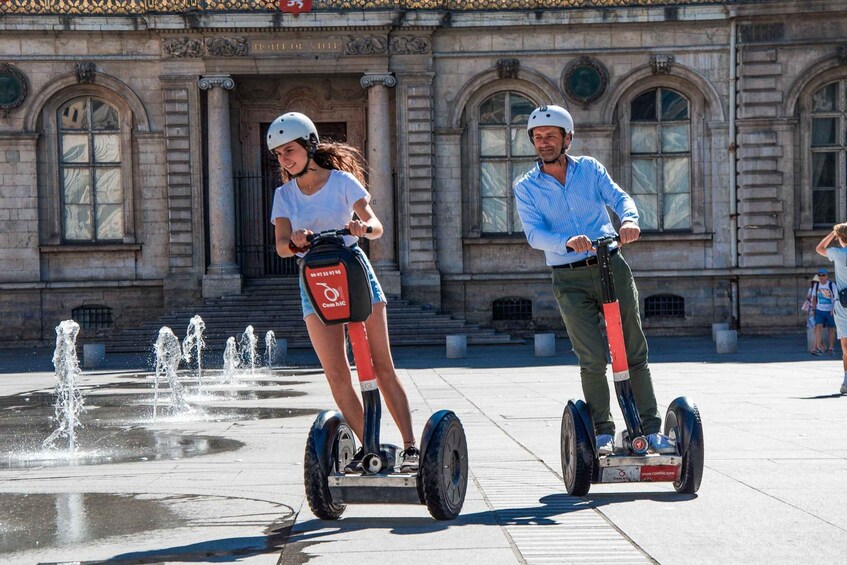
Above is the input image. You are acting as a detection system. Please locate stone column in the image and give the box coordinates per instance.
[361,73,400,295]
[199,75,241,298]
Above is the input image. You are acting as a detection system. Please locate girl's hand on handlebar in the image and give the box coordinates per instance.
[290,229,313,250]
[619,221,640,245]
[565,235,593,253]
[344,220,372,238]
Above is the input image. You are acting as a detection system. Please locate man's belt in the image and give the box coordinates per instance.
[552,247,619,270]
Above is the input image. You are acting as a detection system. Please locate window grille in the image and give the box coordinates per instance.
[492,298,532,321]
[644,294,685,318]
[72,305,114,330]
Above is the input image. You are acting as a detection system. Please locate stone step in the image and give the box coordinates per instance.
[97,279,517,353]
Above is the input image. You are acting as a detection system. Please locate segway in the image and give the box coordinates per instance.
[300,228,468,520]
[560,235,704,495]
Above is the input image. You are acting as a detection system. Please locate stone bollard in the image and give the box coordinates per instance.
[83,343,106,369]
[715,330,737,354]
[712,322,730,342]
[446,335,467,359]
[534,333,556,357]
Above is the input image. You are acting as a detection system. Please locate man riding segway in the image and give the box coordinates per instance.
[513,104,676,457]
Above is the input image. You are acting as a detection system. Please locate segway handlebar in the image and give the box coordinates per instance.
[305,226,373,243]
[565,234,621,253]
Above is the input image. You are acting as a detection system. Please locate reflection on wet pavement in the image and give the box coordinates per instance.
[0,493,295,561]
[0,374,319,468]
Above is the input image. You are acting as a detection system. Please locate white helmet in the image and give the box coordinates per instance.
[527,105,574,138]
[266,112,319,152]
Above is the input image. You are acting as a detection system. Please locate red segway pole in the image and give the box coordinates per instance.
[594,235,648,454]
[347,322,386,473]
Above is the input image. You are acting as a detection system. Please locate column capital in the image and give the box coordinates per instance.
[198,74,235,91]
[360,73,396,89]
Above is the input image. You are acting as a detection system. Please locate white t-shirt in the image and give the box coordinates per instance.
[270,170,370,249]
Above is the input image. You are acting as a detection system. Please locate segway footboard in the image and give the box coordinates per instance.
[596,454,682,484]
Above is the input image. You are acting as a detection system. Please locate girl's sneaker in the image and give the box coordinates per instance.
[828,348,835,355]
[812,348,824,356]
[399,446,420,473]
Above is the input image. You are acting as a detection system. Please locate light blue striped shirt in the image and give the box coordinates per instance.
[513,155,639,267]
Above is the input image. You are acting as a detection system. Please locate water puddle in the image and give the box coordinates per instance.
[0,492,294,560]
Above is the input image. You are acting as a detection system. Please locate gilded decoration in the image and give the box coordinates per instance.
[0,0,732,15]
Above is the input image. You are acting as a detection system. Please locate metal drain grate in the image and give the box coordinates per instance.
[473,465,651,564]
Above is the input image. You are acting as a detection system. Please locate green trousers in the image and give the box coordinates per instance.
[551,252,661,436]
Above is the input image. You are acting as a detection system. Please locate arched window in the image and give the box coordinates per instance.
[58,96,124,242]
[629,88,691,231]
[811,80,846,227]
[478,92,536,234]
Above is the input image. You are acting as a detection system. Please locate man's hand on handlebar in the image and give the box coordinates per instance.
[565,235,593,253]
[619,221,640,245]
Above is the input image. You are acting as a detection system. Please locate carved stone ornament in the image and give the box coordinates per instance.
[205,36,248,57]
[496,58,520,80]
[650,53,675,75]
[0,63,29,118]
[344,36,388,56]
[838,44,847,64]
[360,74,397,89]
[562,56,608,106]
[75,62,96,84]
[162,37,204,58]
[389,36,431,55]
[198,75,235,91]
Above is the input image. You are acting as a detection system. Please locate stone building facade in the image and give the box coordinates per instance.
[0,0,844,345]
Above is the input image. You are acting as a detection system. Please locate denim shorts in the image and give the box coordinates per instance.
[299,245,386,320]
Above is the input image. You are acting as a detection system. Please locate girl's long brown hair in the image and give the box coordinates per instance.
[280,140,367,187]
[835,222,847,243]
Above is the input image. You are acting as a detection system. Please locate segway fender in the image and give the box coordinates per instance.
[417,409,455,504]
[309,410,345,476]
[667,396,699,457]
[570,399,597,459]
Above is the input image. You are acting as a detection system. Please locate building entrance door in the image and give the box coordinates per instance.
[234,121,348,278]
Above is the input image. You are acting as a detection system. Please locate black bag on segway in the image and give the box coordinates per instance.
[299,238,373,325]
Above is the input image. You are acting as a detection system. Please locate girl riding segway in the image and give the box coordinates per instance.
[267,111,419,473]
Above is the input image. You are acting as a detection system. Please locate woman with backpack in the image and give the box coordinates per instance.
[815,223,847,394]
[810,268,837,356]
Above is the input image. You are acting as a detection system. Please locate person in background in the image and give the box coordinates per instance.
[815,224,847,394]
[513,104,675,455]
[267,111,419,471]
[810,268,837,356]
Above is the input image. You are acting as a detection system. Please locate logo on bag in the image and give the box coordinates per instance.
[306,264,350,320]
[316,282,343,305]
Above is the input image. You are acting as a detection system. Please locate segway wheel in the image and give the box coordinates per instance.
[420,412,468,520]
[561,403,594,496]
[664,401,704,494]
[304,422,354,520]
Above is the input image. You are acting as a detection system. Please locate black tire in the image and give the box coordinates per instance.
[421,413,468,520]
[304,423,351,520]
[560,403,594,496]
[665,403,704,494]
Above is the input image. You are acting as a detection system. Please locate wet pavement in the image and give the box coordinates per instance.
[1,334,846,563]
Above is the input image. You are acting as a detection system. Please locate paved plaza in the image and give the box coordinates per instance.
[1,333,846,564]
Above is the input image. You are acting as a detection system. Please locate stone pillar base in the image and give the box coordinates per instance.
[374,266,402,297]
[202,273,242,298]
